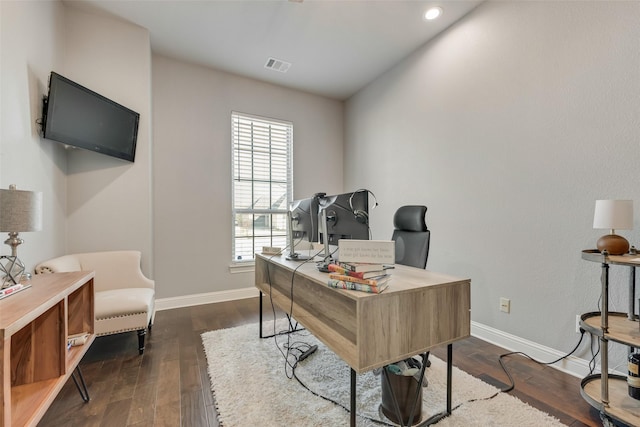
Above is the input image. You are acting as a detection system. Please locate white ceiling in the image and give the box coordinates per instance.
[66,0,482,100]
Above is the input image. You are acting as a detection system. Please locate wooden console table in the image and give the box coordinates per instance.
[0,271,95,427]
[255,254,470,425]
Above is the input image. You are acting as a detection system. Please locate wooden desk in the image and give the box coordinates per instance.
[0,271,95,427]
[255,254,471,425]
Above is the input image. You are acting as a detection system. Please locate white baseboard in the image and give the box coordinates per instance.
[155,287,257,311]
[471,321,591,379]
[156,290,592,379]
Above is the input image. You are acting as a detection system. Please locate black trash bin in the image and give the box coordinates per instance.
[380,368,423,425]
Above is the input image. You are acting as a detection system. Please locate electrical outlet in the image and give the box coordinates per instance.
[500,297,510,313]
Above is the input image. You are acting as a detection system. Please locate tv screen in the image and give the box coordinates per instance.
[43,72,140,162]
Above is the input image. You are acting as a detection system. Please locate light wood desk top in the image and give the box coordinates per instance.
[255,254,471,373]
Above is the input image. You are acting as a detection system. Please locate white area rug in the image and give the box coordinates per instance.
[202,320,565,426]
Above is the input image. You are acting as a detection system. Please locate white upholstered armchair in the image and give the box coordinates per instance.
[35,250,155,355]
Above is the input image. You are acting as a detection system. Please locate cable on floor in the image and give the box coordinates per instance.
[497,329,587,393]
[291,356,396,427]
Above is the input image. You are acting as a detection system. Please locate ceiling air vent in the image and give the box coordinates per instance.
[265,57,291,73]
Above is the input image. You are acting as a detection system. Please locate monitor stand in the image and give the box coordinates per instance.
[316,208,335,272]
[286,252,313,261]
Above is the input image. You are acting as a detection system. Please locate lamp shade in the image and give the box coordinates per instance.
[593,200,633,231]
[0,185,43,232]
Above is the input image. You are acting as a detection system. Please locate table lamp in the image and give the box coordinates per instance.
[0,185,43,286]
[593,199,633,255]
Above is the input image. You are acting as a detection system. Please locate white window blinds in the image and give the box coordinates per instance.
[232,112,292,261]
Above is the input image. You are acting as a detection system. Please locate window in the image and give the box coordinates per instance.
[232,112,292,262]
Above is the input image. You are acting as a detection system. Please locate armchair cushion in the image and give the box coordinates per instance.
[95,288,154,335]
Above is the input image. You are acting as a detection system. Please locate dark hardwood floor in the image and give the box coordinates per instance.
[39,296,604,426]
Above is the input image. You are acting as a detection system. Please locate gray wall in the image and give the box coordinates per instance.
[345,1,640,354]
[1,1,67,271]
[0,2,154,276]
[152,55,344,298]
[62,7,154,275]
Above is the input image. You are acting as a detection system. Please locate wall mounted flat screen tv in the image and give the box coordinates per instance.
[43,72,140,162]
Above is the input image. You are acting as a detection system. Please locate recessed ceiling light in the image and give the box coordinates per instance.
[424,7,443,21]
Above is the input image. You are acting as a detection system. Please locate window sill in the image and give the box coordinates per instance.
[229,262,255,274]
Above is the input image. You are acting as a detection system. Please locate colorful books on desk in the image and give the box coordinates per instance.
[336,261,394,274]
[327,273,390,294]
[327,263,390,279]
[327,278,389,294]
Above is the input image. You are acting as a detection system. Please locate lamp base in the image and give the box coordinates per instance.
[0,256,25,287]
[597,234,630,256]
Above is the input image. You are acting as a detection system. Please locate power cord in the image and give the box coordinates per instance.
[497,329,587,393]
[267,246,325,379]
[487,289,613,404]
[267,253,592,423]
[290,345,396,426]
[264,243,299,371]
[588,333,601,375]
[442,329,588,416]
[266,245,397,425]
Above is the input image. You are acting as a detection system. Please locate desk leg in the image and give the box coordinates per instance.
[259,291,264,338]
[415,345,453,426]
[447,343,452,414]
[351,368,356,427]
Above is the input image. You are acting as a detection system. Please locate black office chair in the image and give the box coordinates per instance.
[392,205,430,269]
[392,205,431,368]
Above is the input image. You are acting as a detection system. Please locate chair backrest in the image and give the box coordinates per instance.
[75,251,154,292]
[35,250,154,292]
[391,205,430,269]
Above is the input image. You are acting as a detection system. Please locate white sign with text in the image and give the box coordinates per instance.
[338,240,395,264]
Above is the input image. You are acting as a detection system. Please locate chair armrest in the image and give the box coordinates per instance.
[35,255,82,274]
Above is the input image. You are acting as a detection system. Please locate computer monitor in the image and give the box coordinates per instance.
[317,190,371,269]
[319,190,370,245]
[286,196,320,261]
